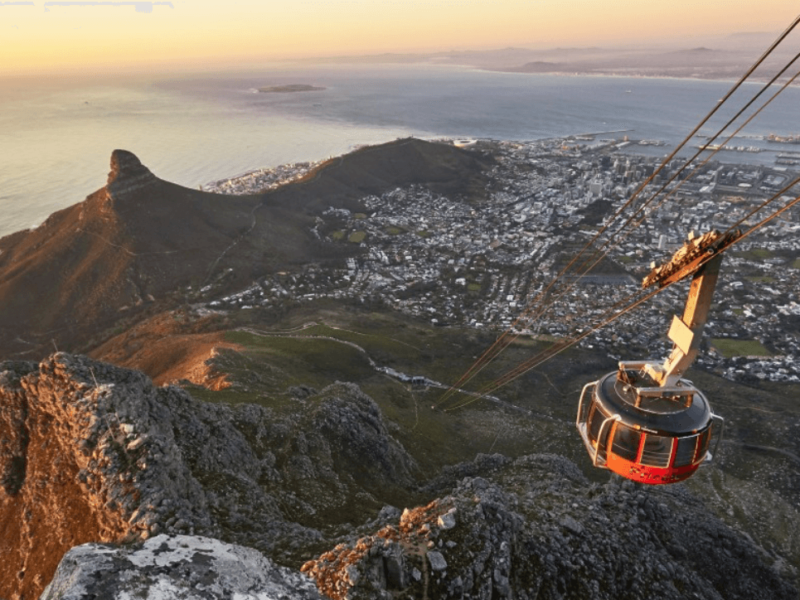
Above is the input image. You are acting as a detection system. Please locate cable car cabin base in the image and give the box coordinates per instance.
[576,368,722,485]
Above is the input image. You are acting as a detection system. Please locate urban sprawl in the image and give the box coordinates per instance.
[201,137,800,385]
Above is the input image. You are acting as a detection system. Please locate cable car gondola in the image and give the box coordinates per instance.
[576,230,738,485]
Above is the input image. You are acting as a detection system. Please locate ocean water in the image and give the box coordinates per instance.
[1,63,798,239]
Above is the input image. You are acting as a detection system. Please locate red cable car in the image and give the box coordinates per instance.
[576,369,722,484]
[577,231,736,485]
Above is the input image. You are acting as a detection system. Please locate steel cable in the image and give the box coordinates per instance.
[436,18,800,406]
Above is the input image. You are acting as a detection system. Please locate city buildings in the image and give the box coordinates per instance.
[201,138,800,384]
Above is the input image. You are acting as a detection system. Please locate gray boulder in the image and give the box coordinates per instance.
[40,534,323,600]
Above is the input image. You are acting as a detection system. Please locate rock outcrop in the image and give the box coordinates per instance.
[302,454,798,600]
[0,358,141,600]
[41,534,322,600]
[0,353,416,600]
[3,352,797,600]
[105,149,158,203]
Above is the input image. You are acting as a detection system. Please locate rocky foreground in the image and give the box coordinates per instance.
[0,354,797,599]
[304,457,798,599]
[41,535,322,600]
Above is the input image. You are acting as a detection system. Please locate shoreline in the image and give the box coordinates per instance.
[4,66,798,239]
[478,65,800,87]
[312,58,800,87]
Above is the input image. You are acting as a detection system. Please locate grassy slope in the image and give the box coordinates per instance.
[711,338,772,357]
[184,306,582,472]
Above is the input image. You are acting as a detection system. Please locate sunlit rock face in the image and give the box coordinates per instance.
[0,353,419,599]
[40,534,323,600]
[0,356,138,600]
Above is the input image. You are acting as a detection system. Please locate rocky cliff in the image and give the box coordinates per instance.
[0,353,417,600]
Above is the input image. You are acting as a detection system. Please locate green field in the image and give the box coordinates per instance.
[711,338,771,358]
[735,248,774,261]
[348,231,367,243]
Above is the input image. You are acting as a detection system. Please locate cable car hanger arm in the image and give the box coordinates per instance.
[623,229,740,388]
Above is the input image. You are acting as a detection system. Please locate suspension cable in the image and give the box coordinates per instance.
[564,64,800,294]
[574,50,800,275]
[519,53,800,346]
[443,286,647,411]
[483,177,800,395]
[437,20,800,406]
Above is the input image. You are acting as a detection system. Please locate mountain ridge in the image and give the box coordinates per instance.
[0,139,492,362]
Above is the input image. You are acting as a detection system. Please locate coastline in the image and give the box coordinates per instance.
[479,65,800,87]
[3,65,799,239]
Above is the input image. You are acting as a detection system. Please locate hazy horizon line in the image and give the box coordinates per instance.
[0,28,787,80]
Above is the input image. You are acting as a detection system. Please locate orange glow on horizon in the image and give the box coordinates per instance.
[1,1,798,76]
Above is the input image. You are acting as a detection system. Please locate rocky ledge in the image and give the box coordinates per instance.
[41,534,322,600]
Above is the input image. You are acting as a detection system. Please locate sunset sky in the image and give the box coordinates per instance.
[1,0,798,76]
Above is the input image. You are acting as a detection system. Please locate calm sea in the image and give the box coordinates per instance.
[1,63,798,238]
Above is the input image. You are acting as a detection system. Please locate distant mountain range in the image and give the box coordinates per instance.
[305,34,796,82]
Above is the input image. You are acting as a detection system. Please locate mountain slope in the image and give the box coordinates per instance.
[0,139,492,361]
[2,353,796,599]
[0,150,260,360]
